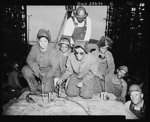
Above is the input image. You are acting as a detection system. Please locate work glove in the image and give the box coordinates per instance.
[76,82,83,88]
[99,74,104,80]
[116,96,126,103]
[56,79,63,86]
[28,76,36,83]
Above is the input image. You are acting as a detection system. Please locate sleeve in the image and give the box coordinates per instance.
[121,80,127,97]
[60,54,73,81]
[45,50,60,78]
[78,55,100,78]
[63,18,74,37]
[106,51,115,75]
[26,46,40,76]
[84,17,91,42]
[78,55,92,78]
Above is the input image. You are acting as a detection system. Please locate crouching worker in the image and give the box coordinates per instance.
[125,84,145,119]
[56,41,103,99]
[22,29,57,95]
[53,36,71,92]
[105,66,128,103]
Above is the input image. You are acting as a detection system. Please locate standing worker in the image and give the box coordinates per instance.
[62,6,91,47]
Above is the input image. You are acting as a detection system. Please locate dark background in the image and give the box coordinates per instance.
[0,0,149,116]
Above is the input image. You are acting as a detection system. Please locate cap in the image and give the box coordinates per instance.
[74,41,88,53]
[129,84,142,94]
[119,65,128,73]
[37,29,51,42]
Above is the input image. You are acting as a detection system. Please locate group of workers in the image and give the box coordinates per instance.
[21,6,145,119]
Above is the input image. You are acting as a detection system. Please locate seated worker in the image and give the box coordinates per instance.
[62,6,91,46]
[53,36,71,90]
[105,66,128,103]
[22,29,58,94]
[6,62,23,89]
[125,84,145,119]
[56,41,103,99]
[91,36,115,91]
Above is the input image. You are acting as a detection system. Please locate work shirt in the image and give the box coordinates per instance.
[26,43,59,78]
[91,49,115,76]
[61,52,99,81]
[54,48,71,78]
[125,100,145,119]
[63,16,91,44]
[108,74,127,98]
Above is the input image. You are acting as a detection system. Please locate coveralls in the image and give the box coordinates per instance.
[105,74,127,99]
[60,52,102,99]
[22,44,59,93]
[91,49,115,92]
[63,16,91,45]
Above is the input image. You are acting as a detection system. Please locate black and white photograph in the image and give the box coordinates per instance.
[0,0,149,120]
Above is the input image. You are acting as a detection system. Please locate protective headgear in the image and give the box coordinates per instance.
[37,29,51,42]
[73,6,88,18]
[129,84,142,94]
[119,65,128,73]
[97,36,113,49]
[74,41,88,53]
[59,38,70,46]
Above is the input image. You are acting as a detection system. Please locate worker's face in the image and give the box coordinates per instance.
[76,17,85,23]
[130,91,143,105]
[99,46,108,54]
[60,43,69,54]
[74,48,85,61]
[39,37,49,49]
[117,69,126,79]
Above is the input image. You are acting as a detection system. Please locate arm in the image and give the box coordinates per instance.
[60,53,74,81]
[105,51,115,76]
[121,80,127,98]
[27,46,40,77]
[45,50,60,78]
[84,17,91,42]
[63,18,74,37]
[78,54,102,79]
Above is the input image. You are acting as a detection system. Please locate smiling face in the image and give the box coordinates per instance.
[39,37,49,49]
[99,45,108,54]
[60,43,69,54]
[74,47,85,61]
[130,91,143,105]
[76,16,85,23]
[117,69,127,79]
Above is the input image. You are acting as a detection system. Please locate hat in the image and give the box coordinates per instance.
[119,65,128,73]
[73,6,88,18]
[37,29,51,42]
[129,84,142,94]
[59,38,70,46]
[74,41,88,53]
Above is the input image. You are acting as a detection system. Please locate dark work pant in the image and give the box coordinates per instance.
[21,65,54,93]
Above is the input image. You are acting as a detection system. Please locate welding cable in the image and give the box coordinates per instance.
[59,96,91,115]
[57,85,91,115]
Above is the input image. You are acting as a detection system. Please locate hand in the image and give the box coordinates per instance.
[28,76,35,82]
[56,79,63,86]
[116,96,126,103]
[99,74,104,80]
[76,82,83,88]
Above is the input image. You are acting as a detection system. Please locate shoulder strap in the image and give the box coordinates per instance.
[71,16,78,26]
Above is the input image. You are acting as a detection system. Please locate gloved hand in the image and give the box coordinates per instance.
[76,82,83,88]
[56,79,63,86]
[99,74,104,80]
[116,96,126,103]
[28,76,36,83]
